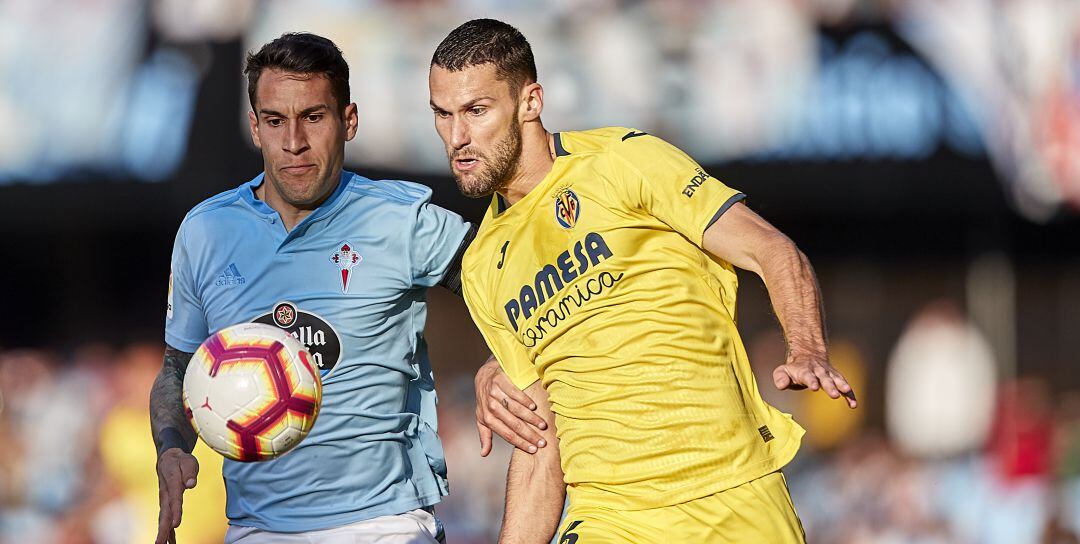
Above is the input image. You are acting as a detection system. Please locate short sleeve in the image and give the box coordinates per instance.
[609,133,745,246]
[164,224,208,353]
[410,198,471,288]
[462,274,540,390]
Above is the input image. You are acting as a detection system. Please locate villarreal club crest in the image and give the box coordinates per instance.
[555,188,580,229]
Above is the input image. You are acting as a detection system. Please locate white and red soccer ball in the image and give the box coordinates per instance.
[183,323,322,462]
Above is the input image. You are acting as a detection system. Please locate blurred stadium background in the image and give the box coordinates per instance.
[2,1,1079,543]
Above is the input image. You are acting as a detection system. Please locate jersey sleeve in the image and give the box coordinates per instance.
[462,273,540,390]
[608,133,745,246]
[164,223,208,353]
[409,197,472,288]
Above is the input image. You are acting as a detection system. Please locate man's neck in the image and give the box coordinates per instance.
[499,128,556,206]
[255,170,341,231]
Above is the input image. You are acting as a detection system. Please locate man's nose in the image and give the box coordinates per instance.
[283,122,309,155]
[450,118,470,150]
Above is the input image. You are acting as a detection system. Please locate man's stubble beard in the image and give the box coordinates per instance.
[454,113,522,199]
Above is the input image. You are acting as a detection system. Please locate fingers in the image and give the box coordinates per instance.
[777,360,860,409]
[157,451,197,533]
[494,376,538,412]
[817,364,858,409]
[814,366,841,399]
[499,394,548,431]
[485,411,540,453]
[487,398,545,452]
[157,464,182,530]
[476,413,493,457]
[179,454,199,489]
[772,366,792,389]
[842,389,858,409]
[156,486,173,544]
[773,365,809,391]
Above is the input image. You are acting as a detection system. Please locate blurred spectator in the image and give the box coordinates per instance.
[93,343,226,544]
[886,299,997,458]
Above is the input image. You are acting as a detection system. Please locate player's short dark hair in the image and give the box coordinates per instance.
[244,33,350,113]
[431,19,537,92]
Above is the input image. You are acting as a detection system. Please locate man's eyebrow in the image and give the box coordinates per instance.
[299,104,329,116]
[463,96,494,108]
[258,104,330,117]
[429,97,494,111]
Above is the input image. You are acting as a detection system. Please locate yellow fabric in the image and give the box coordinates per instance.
[556,471,806,543]
[99,406,227,544]
[461,127,804,510]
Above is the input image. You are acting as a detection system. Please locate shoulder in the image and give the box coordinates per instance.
[559,127,686,169]
[556,126,640,156]
[184,186,245,221]
[343,174,435,208]
[177,177,257,239]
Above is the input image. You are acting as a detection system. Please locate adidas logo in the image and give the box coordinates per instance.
[215,263,246,287]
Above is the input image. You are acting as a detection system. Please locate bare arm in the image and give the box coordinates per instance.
[499,380,565,544]
[150,346,201,544]
[150,347,197,455]
[703,202,856,408]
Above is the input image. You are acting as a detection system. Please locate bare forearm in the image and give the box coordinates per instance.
[759,239,827,357]
[499,447,565,544]
[150,347,197,456]
[498,381,564,543]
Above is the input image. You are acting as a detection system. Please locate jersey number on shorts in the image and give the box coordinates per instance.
[560,520,584,544]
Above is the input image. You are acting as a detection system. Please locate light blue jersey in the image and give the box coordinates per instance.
[165,170,470,532]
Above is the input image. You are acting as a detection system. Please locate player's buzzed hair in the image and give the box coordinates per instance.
[244,32,351,114]
[431,19,538,92]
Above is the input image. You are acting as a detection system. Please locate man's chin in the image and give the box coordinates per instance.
[454,175,496,199]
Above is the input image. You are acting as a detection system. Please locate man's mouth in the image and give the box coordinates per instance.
[282,164,315,174]
[453,157,479,172]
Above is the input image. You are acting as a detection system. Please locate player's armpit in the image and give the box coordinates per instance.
[499,381,564,544]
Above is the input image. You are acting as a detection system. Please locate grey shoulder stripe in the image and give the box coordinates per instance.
[705,193,748,231]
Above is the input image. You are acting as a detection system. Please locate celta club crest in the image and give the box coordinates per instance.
[329,241,362,293]
[555,189,581,229]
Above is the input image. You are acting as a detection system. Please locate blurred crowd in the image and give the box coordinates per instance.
[0,345,226,544]
[5,0,1078,216]
[1,302,1079,544]
[0,302,1071,544]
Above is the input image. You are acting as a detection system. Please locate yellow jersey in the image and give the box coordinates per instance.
[461,127,804,510]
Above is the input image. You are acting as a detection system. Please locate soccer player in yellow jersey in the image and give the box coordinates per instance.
[429,19,858,543]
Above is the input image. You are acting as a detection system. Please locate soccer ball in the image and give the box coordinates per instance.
[183,323,322,462]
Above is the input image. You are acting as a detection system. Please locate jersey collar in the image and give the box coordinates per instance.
[239,170,353,240]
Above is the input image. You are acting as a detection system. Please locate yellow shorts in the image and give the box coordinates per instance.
[557,471,805,543]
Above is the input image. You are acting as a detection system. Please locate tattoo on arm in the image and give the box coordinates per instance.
[150,346,197,457]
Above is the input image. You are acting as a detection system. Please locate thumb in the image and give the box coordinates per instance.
[179,454,200,489]
[773,366,793,390]
[478,422,493,457]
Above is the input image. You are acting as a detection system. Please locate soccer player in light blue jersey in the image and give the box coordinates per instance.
[149,33,473,544]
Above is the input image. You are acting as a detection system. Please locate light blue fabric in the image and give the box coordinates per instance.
[165,170,469,532]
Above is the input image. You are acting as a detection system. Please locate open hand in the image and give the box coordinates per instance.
[773,354,857,409]
[474,357,548,456]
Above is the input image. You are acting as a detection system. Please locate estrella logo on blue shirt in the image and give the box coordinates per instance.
[554,189,580,229]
